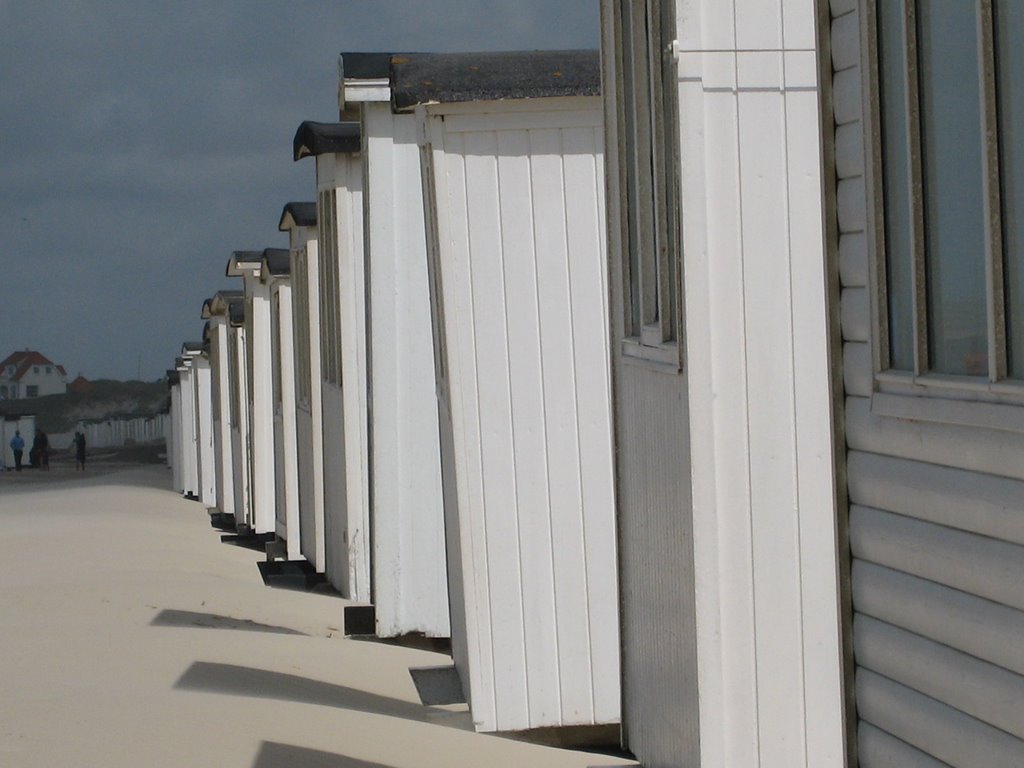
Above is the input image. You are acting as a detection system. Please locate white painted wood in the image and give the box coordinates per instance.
[421,96,619,733]
[210,318,235,518]
[839,231,869,287]
[844,344,873,396]
[269,279,301,559]
[837,176,868,233]
[833,67,862,126]
[856,670,1024,767]
[855,615,1024,739]
[177,364,198,497]
[316,152,370,602]
[675,1,847,766]
[847,395,1024,480]
[245,274,276,535]
[858,723,953,768]
[831,9,861,71]
[841,287,870,342]
[831,0,858,18]
[169,383,181,491]
[853,560,1024,677]
[230,325,252,530]
[361,102,449,638]
[286,227,326,571]
[848,450,1024,545]
[850,504,1024,611]
[835,121,865,180]
[193,356,216,508]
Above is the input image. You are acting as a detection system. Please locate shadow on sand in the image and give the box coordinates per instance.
[252,741,393,768]
[151,609,306,636]
[175,662,428,722]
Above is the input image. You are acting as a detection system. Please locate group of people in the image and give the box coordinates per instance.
[7,429,86,471]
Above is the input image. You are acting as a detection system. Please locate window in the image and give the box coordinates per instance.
[45,366,51,374]
[613,0,681,366]
[875,0,1023,385]
[33,366,39,375]
[26,385,38,398]
[317,188,342,386]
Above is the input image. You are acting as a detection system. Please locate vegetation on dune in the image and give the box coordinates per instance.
[0,379,169,433]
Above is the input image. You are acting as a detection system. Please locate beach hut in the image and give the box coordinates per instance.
[826,1,1024,763]
[202,290,243,524]
[335,53,449,639]
[183,340,216,509]
[165,370,179,480]
[399,50,620,735]
[293,121,370,601]
[227,251,276,536]
[598,1,847,765]
[261,248,301,560]
[174,354,199,500]
[278,203,325,570]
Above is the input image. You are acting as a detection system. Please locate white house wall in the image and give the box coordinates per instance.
[1,415,36,469]
[830,1,1024,763]
[194,357,216,508]
[673,1,847,765]
[230,326,252,529]
[317,152,370,602]
[210,318,235,517]
[290,229,326,571]
[246,276,276,535]
[271,280,301,559]
[421,98,620,733]
[362,102,449,638]
[178,366,198,498]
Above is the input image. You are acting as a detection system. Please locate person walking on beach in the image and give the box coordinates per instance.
[9,430,24,471]
[74,431,86,471]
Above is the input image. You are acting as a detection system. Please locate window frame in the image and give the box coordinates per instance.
[612,0,683,369]
[867,0,1024,406]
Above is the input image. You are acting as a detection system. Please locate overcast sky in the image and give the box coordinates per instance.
[0,1,599,381]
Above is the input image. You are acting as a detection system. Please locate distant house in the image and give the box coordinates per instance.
[68,375,92,394]
[0,350,68,399]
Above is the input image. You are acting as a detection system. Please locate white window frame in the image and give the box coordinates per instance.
[867,0,1024,413]
[611,0,682,369]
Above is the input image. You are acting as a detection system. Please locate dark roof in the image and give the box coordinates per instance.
[228,300,246,327]
[339,52,393,80]
[182,341,203,355]
[293,121,361,161]
[390,50,600,112]
[202,322,211,343]
[227,250,264,277]
[262,248,291,277]
[167,371,180,386]
[278,202,317,231]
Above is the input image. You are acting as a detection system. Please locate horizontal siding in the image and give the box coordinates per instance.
[830,1,1024,764]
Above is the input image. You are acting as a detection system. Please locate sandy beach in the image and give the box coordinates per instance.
[0,465,634,768]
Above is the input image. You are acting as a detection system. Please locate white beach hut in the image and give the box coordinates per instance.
[334,53,449,639]
[261,248,301,560]
[278,202,326,571]
[398,50,620,735]
[202,290,244,525]
[293,122,370,602]
[166,369,182,488]
[174,354,199,500]
[183,340,216,510]
[227,250,276,536]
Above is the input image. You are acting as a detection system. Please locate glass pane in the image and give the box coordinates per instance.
[996,0,1024,377]
[878,0,914,370]
[918,0,989,376]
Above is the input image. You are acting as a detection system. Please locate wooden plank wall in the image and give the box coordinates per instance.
[363,104,449,638]
[426,100,620,733]
[830,1,1024,764]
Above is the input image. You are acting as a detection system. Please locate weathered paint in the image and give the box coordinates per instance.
[355,93,449,638]
[316,151,370,602]
[420,96,620,733]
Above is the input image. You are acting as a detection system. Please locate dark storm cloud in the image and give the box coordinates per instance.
[0,0,599,380]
